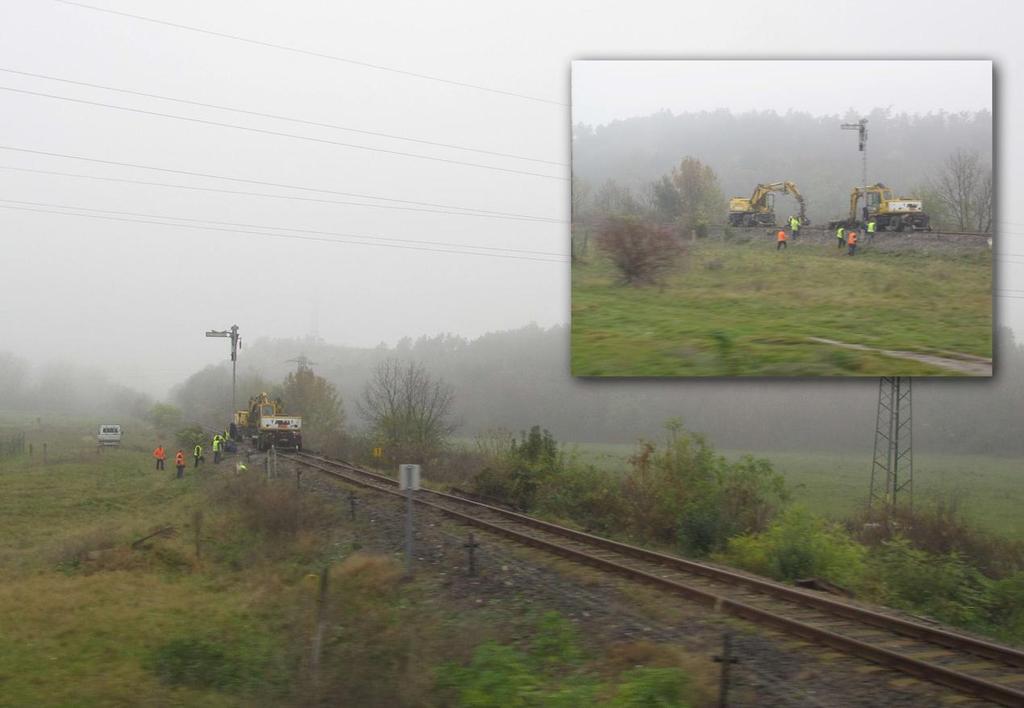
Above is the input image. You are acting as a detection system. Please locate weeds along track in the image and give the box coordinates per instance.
[292,452,1024,707]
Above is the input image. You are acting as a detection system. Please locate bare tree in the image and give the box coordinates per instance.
[357,359,457,462]
[975,171,993,232]
[932,149,992,231]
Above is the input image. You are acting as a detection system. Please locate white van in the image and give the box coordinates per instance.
[97,424,123,447]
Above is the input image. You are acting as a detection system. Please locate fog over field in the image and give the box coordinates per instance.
[0,1,1020,413]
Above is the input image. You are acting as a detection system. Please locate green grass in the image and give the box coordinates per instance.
[0,421,295,706]
[571,239,992,376]
[571,442,1024,541]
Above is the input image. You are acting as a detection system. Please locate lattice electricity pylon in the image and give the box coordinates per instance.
[868,377,913,511]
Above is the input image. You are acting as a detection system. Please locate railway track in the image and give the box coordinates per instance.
[291,452,1024,706]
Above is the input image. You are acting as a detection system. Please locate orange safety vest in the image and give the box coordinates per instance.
[175,451,185,466]
[848,232,858,245]
[777,230,786,241]
[153,447,166,460]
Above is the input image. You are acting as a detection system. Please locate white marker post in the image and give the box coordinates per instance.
[399,464,421,575]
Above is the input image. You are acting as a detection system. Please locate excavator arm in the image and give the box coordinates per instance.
[746,182,807,223]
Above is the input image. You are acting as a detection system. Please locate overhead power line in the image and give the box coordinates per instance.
[0,203,569,263]
[0,165,565,225]
[0,67,565,166]
[55,0,568,107]
[0,145,565,222]
[0,85,567,180]
[0,197,567,258]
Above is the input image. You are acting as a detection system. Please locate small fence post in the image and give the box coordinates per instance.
[714,631,738,708]
[43,442,47,465]
[310,565,329,690]
[193,509,204,560]
[296,468,302,491]
[465,532,479,577]
[348,491,358,521]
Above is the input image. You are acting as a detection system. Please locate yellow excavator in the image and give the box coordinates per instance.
[728,181,808,227]
[828,183,931,232]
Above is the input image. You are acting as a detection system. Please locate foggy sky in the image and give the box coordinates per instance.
[1,0,1021,397]
[572,61,993,126]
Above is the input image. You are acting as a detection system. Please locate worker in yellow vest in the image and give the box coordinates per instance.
[212,434,222,464]
[789,215,800,239]
[867,219,877,241]
[836,225,846,250]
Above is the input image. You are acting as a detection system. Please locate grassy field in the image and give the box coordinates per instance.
[571,237,992,376]
[0,420,717,706]
[572,442,1024,542]
[0,420,298,706]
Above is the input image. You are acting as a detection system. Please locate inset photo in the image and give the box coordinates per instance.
[571,60,993,377]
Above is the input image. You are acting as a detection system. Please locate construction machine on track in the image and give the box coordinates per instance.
[828,183,931,232]
[728,181,808,227]
[236,392,303,451]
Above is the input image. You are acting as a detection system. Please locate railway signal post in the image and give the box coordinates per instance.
[399,464,421,575]
[205,324,241,420]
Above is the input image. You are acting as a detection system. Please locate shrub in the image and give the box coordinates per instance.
[473,426,565,512]
[868,537,991,627]
[611,667,694,707]
[623,421,788,555]
[719,507,867,589]
[150,638,245,690]
[851,499,1024,579]
[595,215,681,285]
[987,571,1024,643]
[175,424,206,452]
[436,612,698,708]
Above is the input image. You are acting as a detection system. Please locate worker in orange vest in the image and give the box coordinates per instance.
[153,445,166,471]
[174,450,186,479]
[847,230,858,256]
[776,228,787,250]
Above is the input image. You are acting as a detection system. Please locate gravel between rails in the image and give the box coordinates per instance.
[283,459,996,707]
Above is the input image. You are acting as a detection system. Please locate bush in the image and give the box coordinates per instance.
[595,215,681,286]
[437,612,698,708]
[868,537,991,627]
[987,571,1024,643]
[718,507,867,589]
[851,499,1024,579]
[623,421,788,555]
[473,426,565,511]
[150,638,246,690]
[176,424,206,452]
[611,667,694,707]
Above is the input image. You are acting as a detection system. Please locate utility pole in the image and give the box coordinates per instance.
[205,324,241,417]
[285,354,317,374]
[868,377,913,512]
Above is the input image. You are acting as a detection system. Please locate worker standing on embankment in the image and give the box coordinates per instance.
[212,434,222,464]
[847,230,859,256]
[790,215,800,239]
[193,443,203,468]
[836,225,846,250]
[776,229,787,250]
[174,450,186,479]
[153,445,166,471]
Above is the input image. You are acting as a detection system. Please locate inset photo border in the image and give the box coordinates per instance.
[570,60,993,377]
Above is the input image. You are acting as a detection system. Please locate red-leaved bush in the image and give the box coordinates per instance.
[595,215,681,285]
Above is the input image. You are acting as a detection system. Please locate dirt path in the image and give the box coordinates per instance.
[807,337,992,376]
